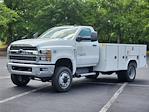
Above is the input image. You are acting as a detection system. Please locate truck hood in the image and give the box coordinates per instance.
[11,39,75,47]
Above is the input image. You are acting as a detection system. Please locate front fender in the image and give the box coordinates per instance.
[51,46,76,74]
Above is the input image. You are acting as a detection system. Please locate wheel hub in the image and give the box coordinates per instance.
[128,66,135,79]
[59,72,70,89]
[63,76,69,83]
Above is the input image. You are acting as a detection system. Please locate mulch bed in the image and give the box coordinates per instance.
[0,48,7,56]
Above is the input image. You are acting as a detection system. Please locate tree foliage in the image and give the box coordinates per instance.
[0,0,148,47]
[0,3,18,42]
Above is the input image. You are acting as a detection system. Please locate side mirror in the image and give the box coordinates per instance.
[91,32,98,41]
[33,32,39,38]
[76,36,91,42]
[76,36,82,42]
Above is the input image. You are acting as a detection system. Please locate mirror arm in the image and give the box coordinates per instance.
[76,37,82,42]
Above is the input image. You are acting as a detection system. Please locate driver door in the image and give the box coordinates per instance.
[76,28,99,67]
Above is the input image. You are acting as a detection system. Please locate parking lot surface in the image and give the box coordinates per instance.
[0,57,149,112]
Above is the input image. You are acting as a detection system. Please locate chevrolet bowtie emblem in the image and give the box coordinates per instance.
[18,49,24,54]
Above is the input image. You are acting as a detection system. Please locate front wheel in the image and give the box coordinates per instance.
[11,74,30,86]
[117,62,136,82]
[52,67,72,92]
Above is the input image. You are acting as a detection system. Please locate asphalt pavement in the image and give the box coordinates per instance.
[0,57,149,112]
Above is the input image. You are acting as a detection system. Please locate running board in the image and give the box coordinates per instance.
[75,72,96,77]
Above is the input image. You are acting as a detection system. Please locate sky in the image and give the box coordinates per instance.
[0,0,3,3]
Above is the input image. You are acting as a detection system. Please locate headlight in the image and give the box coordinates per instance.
[39,50,51,61]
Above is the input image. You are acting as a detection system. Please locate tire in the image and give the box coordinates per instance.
[117,62,136,82]
[11,74,30,86]
[85,72,99,79]
[52,67,72,92]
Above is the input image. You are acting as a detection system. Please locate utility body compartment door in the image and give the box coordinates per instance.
[94,44,119,72]
[106,45,118,70]
[139,46,147,68]
[118,45,126,70]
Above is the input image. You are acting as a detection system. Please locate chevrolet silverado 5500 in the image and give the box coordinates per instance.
[7,26,147,92]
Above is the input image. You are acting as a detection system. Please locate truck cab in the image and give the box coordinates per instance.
[7,26,147,92]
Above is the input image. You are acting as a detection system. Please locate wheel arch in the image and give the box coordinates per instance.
[127,60,137,68]
[55,58,75,75]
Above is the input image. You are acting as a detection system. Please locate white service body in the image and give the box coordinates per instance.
[94,43,146,72]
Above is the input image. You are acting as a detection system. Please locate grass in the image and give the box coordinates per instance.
[0,42,7,56]
[0,44,7,49]
[0,42,7,50]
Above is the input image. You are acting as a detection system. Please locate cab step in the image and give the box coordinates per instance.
[75,72,96,78]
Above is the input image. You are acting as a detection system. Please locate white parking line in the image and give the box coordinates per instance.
[84,81,149,88]
[0,85,49,104]
[83,82,122,85]
[99,82,127,112]
[128,83,149,87]
[0,76,10,80]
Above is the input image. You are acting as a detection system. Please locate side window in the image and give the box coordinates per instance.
[79,28,91,37]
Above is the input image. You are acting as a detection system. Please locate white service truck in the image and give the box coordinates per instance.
[7,26,147,92]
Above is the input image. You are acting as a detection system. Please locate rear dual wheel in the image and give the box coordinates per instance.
[117,62,136,82]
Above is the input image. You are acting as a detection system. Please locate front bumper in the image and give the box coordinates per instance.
[7,62,55,78]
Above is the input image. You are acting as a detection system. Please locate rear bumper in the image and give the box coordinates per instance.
[7,63,55,78]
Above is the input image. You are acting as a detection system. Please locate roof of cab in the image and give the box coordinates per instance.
[55,25,92,28]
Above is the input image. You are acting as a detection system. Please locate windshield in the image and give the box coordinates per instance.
[38,27,78,40]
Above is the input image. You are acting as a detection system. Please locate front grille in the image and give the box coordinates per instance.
[10,46,37,50]
[9,45,37,62]
[9,56,36,61]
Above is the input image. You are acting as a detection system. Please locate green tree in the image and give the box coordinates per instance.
[0,3,18,42]
[2,0,149,48]
[90,0,149,44]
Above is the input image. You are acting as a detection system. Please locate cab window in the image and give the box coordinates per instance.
[79,28,91,37]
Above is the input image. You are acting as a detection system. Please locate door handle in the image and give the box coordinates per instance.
[92,44,97,47]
